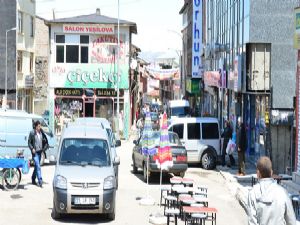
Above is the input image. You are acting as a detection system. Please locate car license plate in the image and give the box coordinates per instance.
[74,197,96,205]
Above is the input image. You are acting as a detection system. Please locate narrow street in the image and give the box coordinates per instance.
[0,139,247,225]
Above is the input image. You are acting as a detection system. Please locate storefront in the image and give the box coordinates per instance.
[186,78,201,116]
[47,14,137,139]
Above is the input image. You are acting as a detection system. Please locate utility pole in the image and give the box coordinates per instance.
[116,0,120,136]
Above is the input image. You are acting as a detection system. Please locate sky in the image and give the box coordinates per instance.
[36,0,183,58]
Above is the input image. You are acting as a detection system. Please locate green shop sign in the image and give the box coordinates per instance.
[50,64,129,89]
[186,79,200,94]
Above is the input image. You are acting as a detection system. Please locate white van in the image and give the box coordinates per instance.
[52,123,119,220]
[0,109,56,164]
[169,100,190,119]
[168,117,220,170]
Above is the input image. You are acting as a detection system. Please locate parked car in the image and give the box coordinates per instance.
[52,122,119,220]
[0,109,56,165]
[168,117,220,170]
[132,131,188,182]
[74,117,121,188]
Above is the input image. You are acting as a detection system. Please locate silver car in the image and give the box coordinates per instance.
[52,123,120,220]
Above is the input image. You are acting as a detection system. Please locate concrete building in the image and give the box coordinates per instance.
[34,16,49,115]
[180,0,298,173]
[0,0,35,112]
[45,9,137,140]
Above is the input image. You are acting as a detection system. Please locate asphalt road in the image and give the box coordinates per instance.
[0,140,247,225]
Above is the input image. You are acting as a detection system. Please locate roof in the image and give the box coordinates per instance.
[0,109,42,119]
[46,13,137,34]
[62,124,108,140]
[169,117,219,123]
[179,0,189,14]
[74,117,111,129]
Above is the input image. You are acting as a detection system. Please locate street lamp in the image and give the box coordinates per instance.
[2,27,17,109]
[116,0,120,137]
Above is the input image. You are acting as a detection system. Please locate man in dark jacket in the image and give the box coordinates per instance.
[236,117,246,176]
[28,120,49,187]
[221,120,235,167]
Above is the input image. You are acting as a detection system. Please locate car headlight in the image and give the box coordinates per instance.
[54,175,67,189]
[103,176,115,190]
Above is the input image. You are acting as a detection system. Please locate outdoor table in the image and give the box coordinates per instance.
[170,177,183,185]
[178,196,197,219]
[160,185,172,206]
[165,208,180,225]
[183,206,218,225]
[182,178,194,187]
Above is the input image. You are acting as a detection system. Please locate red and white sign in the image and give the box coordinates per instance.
[204,71,221,87]
[63,24,114,34]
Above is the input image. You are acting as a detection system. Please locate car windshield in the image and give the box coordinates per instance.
[171,107,189,117]
[141,132,181,146]
[59,138,110,167]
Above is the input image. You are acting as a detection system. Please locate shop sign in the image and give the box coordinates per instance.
[146,67,180,80]
[270,110,294,125]
[96,89,124,97]
[204,71,221,88]
[294,7,300,49]
[50,64,129,89]
[192,0,203,78]
[54,88,83,96]
[63,24,114,34]
[186,79,200,94]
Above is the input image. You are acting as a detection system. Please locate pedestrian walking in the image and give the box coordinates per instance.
[221,120,235,167]
[236,117,246,176]
[28,120,49,187]
[248,156,296,225]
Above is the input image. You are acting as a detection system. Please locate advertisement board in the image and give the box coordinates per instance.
[192,0,203,78]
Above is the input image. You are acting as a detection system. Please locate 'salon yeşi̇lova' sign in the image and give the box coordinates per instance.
[63,24,114,34]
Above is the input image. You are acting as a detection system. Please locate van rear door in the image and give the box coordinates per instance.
[201,122,220,155]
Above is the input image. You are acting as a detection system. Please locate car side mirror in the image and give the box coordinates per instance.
[133,140,138,145]
[113,156,120,166]
[115,140,121,147]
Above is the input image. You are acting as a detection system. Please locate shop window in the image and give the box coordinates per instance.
[56,35,65,43]
[188,123,200,140]
[66,45,79,63]
[30,53,34,73]
[81,46,88,63]
[30,16,34,37]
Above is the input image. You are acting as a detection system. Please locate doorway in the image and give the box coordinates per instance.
[84,98,94,117]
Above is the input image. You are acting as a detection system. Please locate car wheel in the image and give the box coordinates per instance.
[201,151,216,170]
[132,156,138,174]
[51,203,61,220]
[143,163,151,183]
[40,152,46,166]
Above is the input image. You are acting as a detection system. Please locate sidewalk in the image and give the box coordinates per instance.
[218,154,300,223]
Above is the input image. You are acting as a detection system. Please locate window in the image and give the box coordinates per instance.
[169,124,184,139]
[55,34,89,63]
[17,51,23,72]
[30,53,34,73]
[18,11,23,33]
[188,123,200,140]
[56,46,64,63]
[66,45,79,63]
[30,16,34,37]
[202,123,219,139]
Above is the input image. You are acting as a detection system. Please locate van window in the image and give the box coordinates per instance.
[169,124,184,139]
[59,138,110,167]
[202,123,219,139]
[188,123,200,139]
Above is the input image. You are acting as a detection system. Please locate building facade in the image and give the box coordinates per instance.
[181,0,298,173]
[46,10,137,139]
[0,0,35,112]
